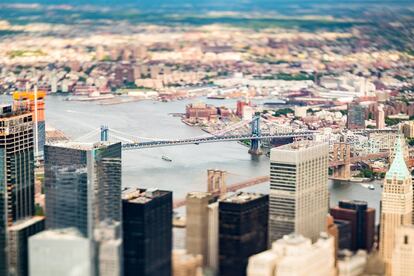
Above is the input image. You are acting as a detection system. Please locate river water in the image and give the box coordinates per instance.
[0,95,383,221]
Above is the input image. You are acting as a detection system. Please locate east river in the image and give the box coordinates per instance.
[1,94,384,247]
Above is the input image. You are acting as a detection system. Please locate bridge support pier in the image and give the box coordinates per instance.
[331,143,351,180]
[249,115,262,155]
[207,169,227,197]
[100,125,109,142]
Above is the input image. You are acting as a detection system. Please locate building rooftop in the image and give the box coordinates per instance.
[187,191,212,199]
[31,228,84,240]
[122,187,169,204]
[386,136,410,181]
[9,216,44,231]
[274,140,321,151]
[221,192,263,204]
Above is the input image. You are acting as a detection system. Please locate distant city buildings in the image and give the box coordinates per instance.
[269,141,329,243]
[219,192,268,276]
[347,101,365,130]
[122,188,172,276]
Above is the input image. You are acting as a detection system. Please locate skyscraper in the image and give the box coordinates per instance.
[391,225,414,276]
[269,141,329,243]
[379,137,412,274]
[376,104,385,129]
[44,142,122,238]
[219,192,268,276]
[0,104,36,275]
[122,188,172,276]
[13,91,46,157]
[330,200,375,251]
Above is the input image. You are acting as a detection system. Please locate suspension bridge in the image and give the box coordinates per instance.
[75,115,317,154]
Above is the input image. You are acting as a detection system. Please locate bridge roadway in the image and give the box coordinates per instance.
[329,152,389,167]
[122,131,316,150]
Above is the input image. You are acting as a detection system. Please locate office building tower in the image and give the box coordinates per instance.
[247,233,335,276]
[330,200,375,251]
[269,141,329,243]
[186,192,219,271]
[207,202,219,271]
[186,192,212,263]
[376,104,385,129]
[29,228,93,276]
[347,101,365,130]
[379,137,412,273]
[335,219,353,251]
[44,142,122,238]
[219,192,268,276]
[391,225,414,276]
[0,104,35,275]
[172,250,203,276]
[122,188,172,276]
[13,91,46,156]
[95,221,123,276]
[8,216,45,276]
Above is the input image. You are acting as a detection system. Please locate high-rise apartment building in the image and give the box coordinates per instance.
[347,101,365,129]
[391,225,414,276]
[247,233,336,276]
[0,104,36,275]
[29,228,94,276]
[122,188,172,276]
[269,141,329,243]
[402,121,414,139]
[219,192,268,276]
[44,142,122,238]
[330,200,375,251]
[379,137,412,274]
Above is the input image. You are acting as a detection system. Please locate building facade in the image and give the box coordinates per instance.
[269,141,329,243]
[330,200,375,252]
[122,188,172,276]
[379,137,413,274]
[391,225,414,276]
[219,192,268,276]
[0,105,35,275]
[44,142,122,238]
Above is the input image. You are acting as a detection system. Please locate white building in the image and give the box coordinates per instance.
[29,228,94,276]
[269,141,329,243]
[247,233,335,276]
[338,250,367,276]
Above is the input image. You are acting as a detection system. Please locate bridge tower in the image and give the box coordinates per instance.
[331,143,351,180]
[248,114,262,155]
[100,125,109,142]
[207,169,227,197]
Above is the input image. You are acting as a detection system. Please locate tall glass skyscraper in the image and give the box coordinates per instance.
[44,142,122,238]
[0,104,37,275]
